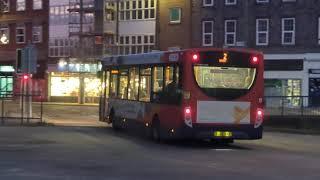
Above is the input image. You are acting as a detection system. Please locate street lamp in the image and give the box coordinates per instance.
[0,34,9,44]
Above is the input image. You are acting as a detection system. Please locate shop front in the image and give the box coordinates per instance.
[0,66,14,97]
[48,62,101,104]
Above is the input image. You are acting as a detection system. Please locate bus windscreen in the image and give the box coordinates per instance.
[194,66,256,90]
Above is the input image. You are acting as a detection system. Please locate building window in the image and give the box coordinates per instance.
[33,0,43,10]
[116,35,155,55]
[256,19,269,46]
[16,26,25,44]
[202,21,214,46]
[225,0,237,5]
[225,20,236,46]
[282,18,295,45]
[119,0,156,21]
[49,38,76,57]
[50,5,72,25]
[32,25,42,43]
[2,0,9,12]
[203,0,214,6]
[256,0,269,3]
[169,7,181,24]
[16,0,26,11]
[0,26,9,45]
[265,79,301,107]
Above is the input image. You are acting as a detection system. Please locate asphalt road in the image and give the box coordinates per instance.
[0,126,319,180]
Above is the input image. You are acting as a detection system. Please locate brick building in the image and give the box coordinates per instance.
[158,0,320,106]
[0,0,49,97]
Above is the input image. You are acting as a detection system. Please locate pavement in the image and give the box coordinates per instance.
[0,126,319,180]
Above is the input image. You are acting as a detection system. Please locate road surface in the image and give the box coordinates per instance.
[0,126,319,180]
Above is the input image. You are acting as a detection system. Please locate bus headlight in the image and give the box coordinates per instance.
[184,107,193,128]
[254,108,264,128]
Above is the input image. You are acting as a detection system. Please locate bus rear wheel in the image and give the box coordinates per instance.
[110,113,120,131]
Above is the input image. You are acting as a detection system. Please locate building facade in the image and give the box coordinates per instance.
[104,0,157,56]
[159,0,320,106]
[0,0,49,98]
[48,0,102,104]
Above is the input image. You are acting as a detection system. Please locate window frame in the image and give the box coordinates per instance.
[16,26,26,44]
[16,0,26,11]
[224,19,237,46]
[281,17,295,45]
[33,0,43,10]
[225,0,237,5]
[0,26,10,45]
[169,7,182,24]
[203,0,214,7]
[32,25,43,43]
[202,20,214,46]
[256,18,269,46]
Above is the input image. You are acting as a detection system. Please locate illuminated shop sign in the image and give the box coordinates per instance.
[58,63,102,73]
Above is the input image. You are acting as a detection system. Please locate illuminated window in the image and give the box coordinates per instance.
[33,0,42,10]
[256,19,269,46]
[50,76,80,97]
[139,67,151,102]
[282,18,295,45]
[153,66,164,93]
[128,67,139,100]
[203,0,214,6]
[169,7,181,24]
[0,26,9,45]
[32,25,42,43]
[202,21,214,46]
[225,20,236,46]
[118,69,129,99]
[16,26,25,44]
[16,0,25,11]
[225,0,236,5]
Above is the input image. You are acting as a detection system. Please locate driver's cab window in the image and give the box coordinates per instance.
[110,69,119,98]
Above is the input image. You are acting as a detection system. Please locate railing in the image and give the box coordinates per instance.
[264,96,320,117]
[0,93,43,126]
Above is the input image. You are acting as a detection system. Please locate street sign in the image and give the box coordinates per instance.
[20,44,37,74]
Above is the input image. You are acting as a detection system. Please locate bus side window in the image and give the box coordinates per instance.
[110,70,119,98]
[153,66,164,93]
[118,69,129,99]
[165,65,174,86]
[128,67,139,100]
[105,70,110,98]
[139,67,151,102]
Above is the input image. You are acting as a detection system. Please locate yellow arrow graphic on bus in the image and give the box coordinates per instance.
[233,106,250,124]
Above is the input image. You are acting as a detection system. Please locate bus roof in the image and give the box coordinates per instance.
[100,48,263,67]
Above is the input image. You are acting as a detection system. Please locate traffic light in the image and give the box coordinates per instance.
[23,74,30,80]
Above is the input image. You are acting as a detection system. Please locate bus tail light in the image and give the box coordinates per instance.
[254,108,264,128]
[184,107,193,128]
[191,53,200,63]
[251,56,259,65]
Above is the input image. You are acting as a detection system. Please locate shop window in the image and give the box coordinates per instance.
[265,79,301,107]
[128,67,139,100]
[118,69,129,99]
[139,67,151,102]
[110,70,119,98]
[50,76,80,97]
